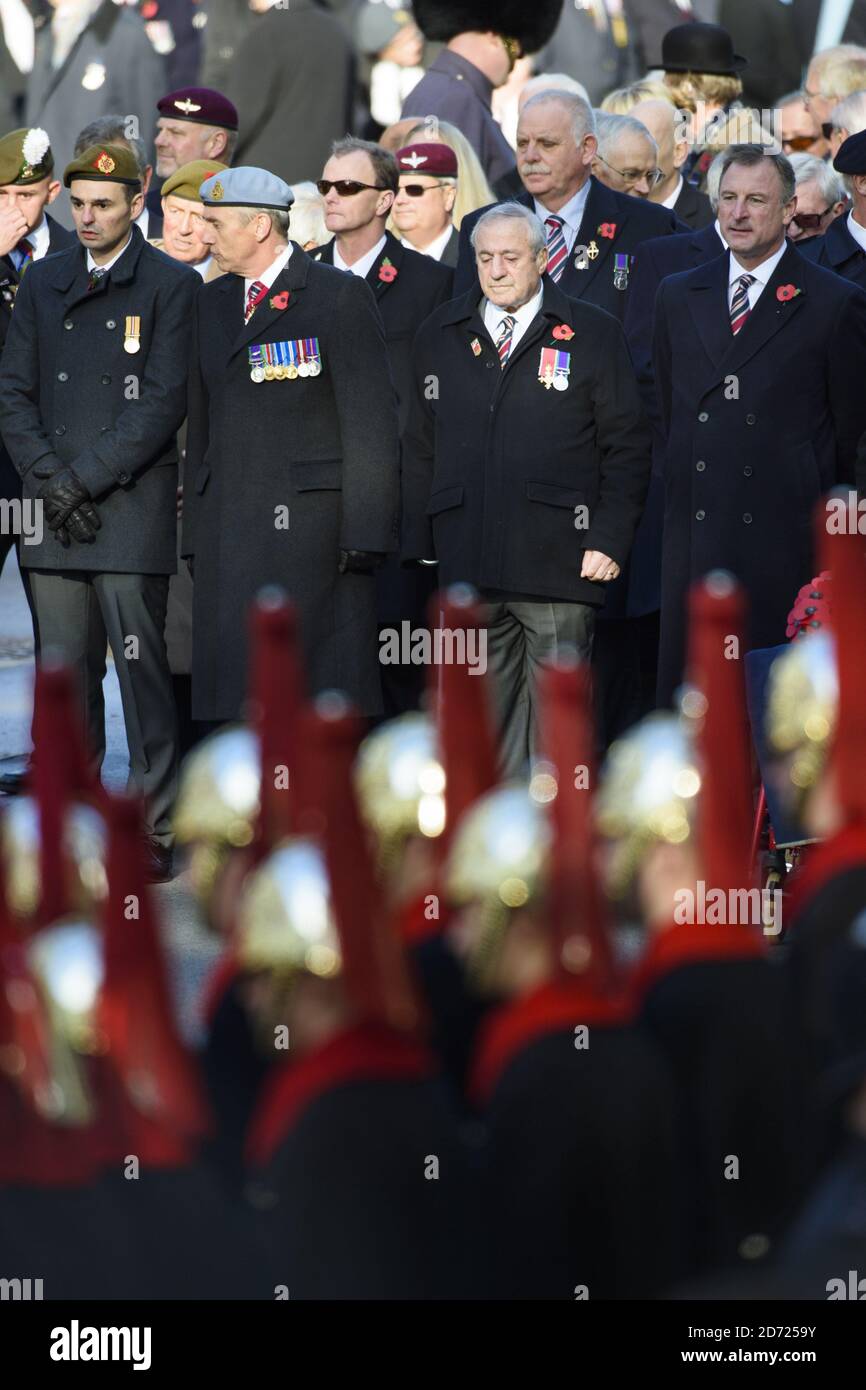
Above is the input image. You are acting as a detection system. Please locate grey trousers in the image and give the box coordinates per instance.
[27,570,178,845]
[484,597,596,779]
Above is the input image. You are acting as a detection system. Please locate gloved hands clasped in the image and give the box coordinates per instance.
[32,461,101,546]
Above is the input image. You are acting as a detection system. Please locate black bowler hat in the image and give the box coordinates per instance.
[656,21,746,76]
[834,129,866,175]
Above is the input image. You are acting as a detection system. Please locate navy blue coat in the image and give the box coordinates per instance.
[622,222,726,616]
[652,244,866,705]
[797,215,866,293]
[0,226,198,574]
[402,280,652,605]
[183,244,400,721]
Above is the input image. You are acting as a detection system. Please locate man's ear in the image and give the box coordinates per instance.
[130,190,145,220]
[673,138,689,172]
[46,179,62,205]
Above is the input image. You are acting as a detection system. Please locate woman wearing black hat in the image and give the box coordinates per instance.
[657,22,747,191]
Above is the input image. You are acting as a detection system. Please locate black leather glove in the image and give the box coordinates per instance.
[338,548,385,575]
[32,463,101,542]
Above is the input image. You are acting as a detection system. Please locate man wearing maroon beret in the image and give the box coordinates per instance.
[154,86,239,182]
[392,141,460,267]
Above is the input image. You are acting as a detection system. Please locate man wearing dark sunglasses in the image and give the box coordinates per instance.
[392,141,459,265]
[798,129,866,291]
[312,136,453,717]
[778,90,828,160]
[787,153,847,243]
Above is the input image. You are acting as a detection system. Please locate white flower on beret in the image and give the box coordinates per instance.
[22,128,50,167]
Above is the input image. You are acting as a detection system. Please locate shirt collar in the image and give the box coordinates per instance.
[534,181,591,235]
[729,239,787,286]
[847,209,866,254]
[333,233,387,279]
[194,255,213,280]
[401,224,453,261]
[244,242,292,296]
[85,231,132,274]
[714,218,726,247]
[660,175,683,210]
[26,215,50,260]
[483,284,544,335]
[135,206,149,240]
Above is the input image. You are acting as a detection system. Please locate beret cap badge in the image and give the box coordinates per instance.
[210,180,224,200]
[175,98,202,115]
[95,151,116,175]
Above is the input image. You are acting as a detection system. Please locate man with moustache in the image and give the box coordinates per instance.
[0,143,199,878]
[652,145,866,704]
[0,126,74,795]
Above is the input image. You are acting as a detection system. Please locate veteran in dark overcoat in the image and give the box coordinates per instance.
[0,144,198,877]
[184,166,400,722]
[652,146,866,706]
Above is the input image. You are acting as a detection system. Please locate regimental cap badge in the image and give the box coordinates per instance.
[210,180,224,200]
[95,150,115,175]
[174,97,203,115]
[401,150,427,168]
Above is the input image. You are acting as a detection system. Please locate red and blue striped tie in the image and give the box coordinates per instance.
[545,215,568,282]
[729,273,756,335]
[496,313,517,367]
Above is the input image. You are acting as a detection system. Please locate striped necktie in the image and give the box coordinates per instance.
[496,313,517,367]
[87,266,107,293]
[729,273,756,335]
[544,215,568,282]
[245,279,268,323]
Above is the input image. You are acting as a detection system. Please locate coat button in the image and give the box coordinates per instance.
[695,460,706,472]
[485,361,494,368]
[695,509,705,520]
[745,413,756,424]
[57,372,68,382]
[63,320,73,330]
[106,319,116,329]
[101,375,111,385]
[118,473,131,484]
[743,513,752,524]
[743,465,753,477]
[698,411,709,422]
[54,425,66,436]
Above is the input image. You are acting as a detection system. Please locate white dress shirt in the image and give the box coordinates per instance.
[483,285,544,355]
[333,234,387,278]
[402,224,453,261]
[85,232,132,274]
[728,241,788,313]
[714,218,727,248]
[661,175,683,210]
[533,181,591,254]
[243,243,292,302]
[194,255,214,280]
[847,209,866,254]
[135,206,151,241]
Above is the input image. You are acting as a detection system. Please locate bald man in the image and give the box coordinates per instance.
[631,99,713,229]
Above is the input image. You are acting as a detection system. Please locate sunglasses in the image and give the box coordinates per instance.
[316,179,388,197]
[398,181,450,197]
[790,207,833,230]
[783,135,821,152]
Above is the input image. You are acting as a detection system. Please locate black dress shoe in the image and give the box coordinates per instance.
[0,769,29,796]
[143,839,174,883]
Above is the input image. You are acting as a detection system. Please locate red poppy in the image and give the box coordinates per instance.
[379,259,398,283]
[552,324,574,340]
[776,284,800,302]
[598,222,617,239]
[269,291,290,310]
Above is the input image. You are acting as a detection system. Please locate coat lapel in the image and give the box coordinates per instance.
[365,231,404,302]
[718,244,809,378]
[228,243,310,359]
[568,177,626,299]
[684,251,733,371]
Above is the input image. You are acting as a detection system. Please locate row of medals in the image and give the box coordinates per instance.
[251,349,321,383]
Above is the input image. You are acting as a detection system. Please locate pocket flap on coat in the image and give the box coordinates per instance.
[525,481,585,508]
[426,484,464,516]
[293,459,343,492]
